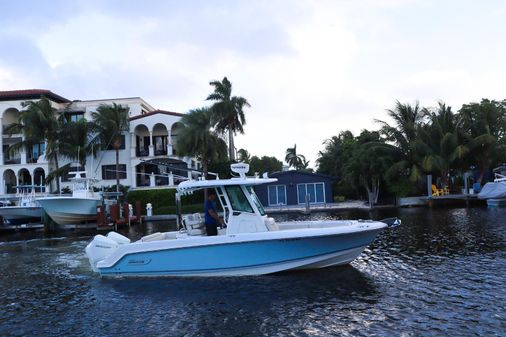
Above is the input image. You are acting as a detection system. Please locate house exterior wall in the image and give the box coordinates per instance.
[254,171,336,206]
[0,91,196,196]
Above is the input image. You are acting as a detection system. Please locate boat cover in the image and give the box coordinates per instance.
[478,181,506,199]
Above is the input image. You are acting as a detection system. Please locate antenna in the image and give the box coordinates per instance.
[230,163,250,179]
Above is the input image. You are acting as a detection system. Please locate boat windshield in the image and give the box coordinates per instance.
[225,186,254,213]
[247,186,266,216]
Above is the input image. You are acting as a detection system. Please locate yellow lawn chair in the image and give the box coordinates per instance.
[432,184,444,196]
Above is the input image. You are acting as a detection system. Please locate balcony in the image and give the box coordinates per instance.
[136,147,149,157]
[154,149,167,156]
[4,157,21,165]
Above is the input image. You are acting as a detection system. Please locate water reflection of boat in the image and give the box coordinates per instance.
[478,166,506,200]
[37,172,101,226]
[86,164,399,277]
[0,186,43,226]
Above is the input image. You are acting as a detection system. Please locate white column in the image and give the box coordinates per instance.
[150,172,155,187]
[0,117,4,165]
[130,132,136,158]
[168,172,174,186]
[148,131,154,157]
[0,170,4,195]
[131,166,137,187]
[21,149,27,164]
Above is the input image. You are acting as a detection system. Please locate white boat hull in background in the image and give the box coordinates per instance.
[0,206,43,225]
[37,197,100,225]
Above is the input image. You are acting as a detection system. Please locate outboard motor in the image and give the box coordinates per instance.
[85,235,119,272]
[380,217,402,228]
[106,231,131,245]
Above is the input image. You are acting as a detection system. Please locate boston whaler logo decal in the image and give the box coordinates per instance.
[127,258,152,265]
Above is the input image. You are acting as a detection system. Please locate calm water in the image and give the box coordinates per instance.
[0,207,505,336]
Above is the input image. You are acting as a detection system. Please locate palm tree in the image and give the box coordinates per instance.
[376,101,425,182]
[91,103,130,192]
[458,99,506,183]
[343,130,394,206]
[237,148,251,163]
[6,96,64,192]
[60,118,98,169]
[316,131,355,177]
[285,144,307,170]
[175,107,227,179]
[418,102,468,186]
[206,77,250,161]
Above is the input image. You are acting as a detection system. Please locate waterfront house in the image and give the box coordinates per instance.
[254,170,336,206]
[0,89,198,196]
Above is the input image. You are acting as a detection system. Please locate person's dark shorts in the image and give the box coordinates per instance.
[205,223,218,236]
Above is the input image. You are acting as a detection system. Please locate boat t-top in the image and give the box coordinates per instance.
[86,163,399,277]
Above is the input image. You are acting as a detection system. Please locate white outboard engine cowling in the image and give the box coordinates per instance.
[106,231,131,245]
[85,234,119,272]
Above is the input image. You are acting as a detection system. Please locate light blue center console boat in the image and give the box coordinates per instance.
[86,164,399,277]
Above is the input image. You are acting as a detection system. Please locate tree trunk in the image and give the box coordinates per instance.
[374,179,380,204]
[228,126,235,161]
[115,148,120,193]
[54,155,60,194]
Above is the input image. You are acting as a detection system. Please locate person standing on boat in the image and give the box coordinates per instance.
[205,191,223,236]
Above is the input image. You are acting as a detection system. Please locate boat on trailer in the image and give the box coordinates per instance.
[37,171,101,226]
[86,164,399,277]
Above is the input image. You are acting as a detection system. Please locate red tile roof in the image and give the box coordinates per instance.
[0,89,70,103]
[129,109,184,121]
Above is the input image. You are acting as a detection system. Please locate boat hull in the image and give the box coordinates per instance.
[37,197,100,225]
[478,181,506,199]
[93,226,384,277]
[0,207,43,225]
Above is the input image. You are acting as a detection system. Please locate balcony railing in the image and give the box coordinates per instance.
[136,147,149,157]
[4,157,21,165]
[154,149,167,156]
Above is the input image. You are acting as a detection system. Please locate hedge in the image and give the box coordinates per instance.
[126,189,205,215]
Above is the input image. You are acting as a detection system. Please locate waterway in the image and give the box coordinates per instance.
[0,207,504,336]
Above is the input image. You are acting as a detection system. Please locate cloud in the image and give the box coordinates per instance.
[3,0,506,168]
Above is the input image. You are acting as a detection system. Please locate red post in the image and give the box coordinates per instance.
[96,205,105,227]
[109,204,119,223]
[123,203,130,219]
[136,200,142,223]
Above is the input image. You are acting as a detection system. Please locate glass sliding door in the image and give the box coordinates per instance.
[268,185,287,206]
[297,182,325,204]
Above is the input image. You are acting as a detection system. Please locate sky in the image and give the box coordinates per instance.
[2,0,506,168]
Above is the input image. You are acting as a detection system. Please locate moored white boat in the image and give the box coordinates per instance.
[37,172,101,226]
[86,164,399,277]
[478,166,506,200]
[0,187,43,226]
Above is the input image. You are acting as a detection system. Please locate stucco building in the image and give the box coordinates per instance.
[0,89,198,196]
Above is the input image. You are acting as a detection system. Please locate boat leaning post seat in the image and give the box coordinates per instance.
[183,213,206,236]
[264,217,279,231]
